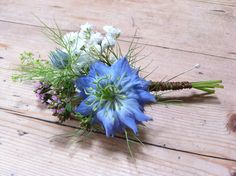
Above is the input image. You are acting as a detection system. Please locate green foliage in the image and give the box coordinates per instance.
[12,52,77,95]
[74,113,94,129]
[12,52,52,81]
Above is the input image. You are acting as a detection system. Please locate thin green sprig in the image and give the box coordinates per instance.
[124,130,134,158]
[12,52,54,81]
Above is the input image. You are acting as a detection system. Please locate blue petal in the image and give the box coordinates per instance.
[119,75,146,92]
[137,90,156,103]
[96,109,116,137]
[134,79,150,90]
[132,107,151,122]
[111,57,134,79]
[121,100,151,122]
[75,96,95,116]
[118,107,138,134]
[89,61,110,77]
[75,76,95,90]
[75,76,97,99]
[122,98,143,111]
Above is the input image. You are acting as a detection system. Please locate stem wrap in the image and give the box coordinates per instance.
[149,81,192,92]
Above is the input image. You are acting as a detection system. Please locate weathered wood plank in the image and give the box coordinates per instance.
[0,111,235,176]
[0,0,236,59]
[0,21,236,161]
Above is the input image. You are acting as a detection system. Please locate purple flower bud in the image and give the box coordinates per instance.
[40,94,45,100]
[52,109,57,114]
[35,93,40,98]
[57,108,65,114]
[47,99,53,104]
[44,85,50,89]
[34,82,42,89]
[51,95,58,101]
[36,90,41,94]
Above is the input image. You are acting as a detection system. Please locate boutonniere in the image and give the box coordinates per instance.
[12,22,223,156]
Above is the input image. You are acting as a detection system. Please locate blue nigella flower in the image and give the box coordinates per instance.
[49,49,69,69]
[75,57,156,137]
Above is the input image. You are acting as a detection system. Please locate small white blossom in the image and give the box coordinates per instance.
[62,32,86,54]
[63,32,80,44]
[93,44,102,53]
[102,35,116,49]
[72,40,86,54]
[90,32,103,44]
[78,23,94,40]
[73,51,97,71]
[78,31,88,40]
[80,23,93,32]
[103,25,121,38]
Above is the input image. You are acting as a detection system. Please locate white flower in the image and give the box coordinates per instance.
[93,44,102,53]
[78,23,94,41]
[73,51,97,72]
[103,25,121,38]
[90,32,103,44]
[102,35,116,49]
[78,31,88,40]
[80,23,93,32]
[62,32,86,55]
[63,32,80,44]
[72,40,86,54]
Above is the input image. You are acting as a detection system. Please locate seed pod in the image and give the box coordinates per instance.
[49,49,69,69]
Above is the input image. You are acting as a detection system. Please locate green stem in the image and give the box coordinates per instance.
[191,80,223,94]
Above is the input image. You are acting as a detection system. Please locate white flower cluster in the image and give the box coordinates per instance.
[62,23,121,71]
[63,23,121,55]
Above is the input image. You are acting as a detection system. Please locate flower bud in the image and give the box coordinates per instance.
[49,49,69,69]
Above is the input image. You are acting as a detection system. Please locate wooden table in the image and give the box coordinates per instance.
[0,0,236,175]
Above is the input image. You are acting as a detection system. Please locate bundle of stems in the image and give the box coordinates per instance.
[149,80,223,94]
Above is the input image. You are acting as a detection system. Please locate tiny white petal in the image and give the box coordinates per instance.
[93,44,102,53]
[74,52,97,70]
[80,23,93,32]
[102,35,116,48]
[63,32,80,44]
[103,25,121,38]
[71,40,86,54]
[90,32,103,44]
[78,31,88,40]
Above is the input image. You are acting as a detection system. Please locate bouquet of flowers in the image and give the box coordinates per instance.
[12,22,223,154]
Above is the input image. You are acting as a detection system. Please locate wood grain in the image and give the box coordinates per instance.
[0,111,235,176]
[0,21,236,161]
[1,0,236,175]
[0,0,236,60]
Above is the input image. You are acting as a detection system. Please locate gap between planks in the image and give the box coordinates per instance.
[1,0,236,60]
[1,106,236,164]
[1,111,235,176]
[0,19,235,62]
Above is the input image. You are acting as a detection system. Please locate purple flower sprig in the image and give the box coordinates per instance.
[34,81,67,121]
